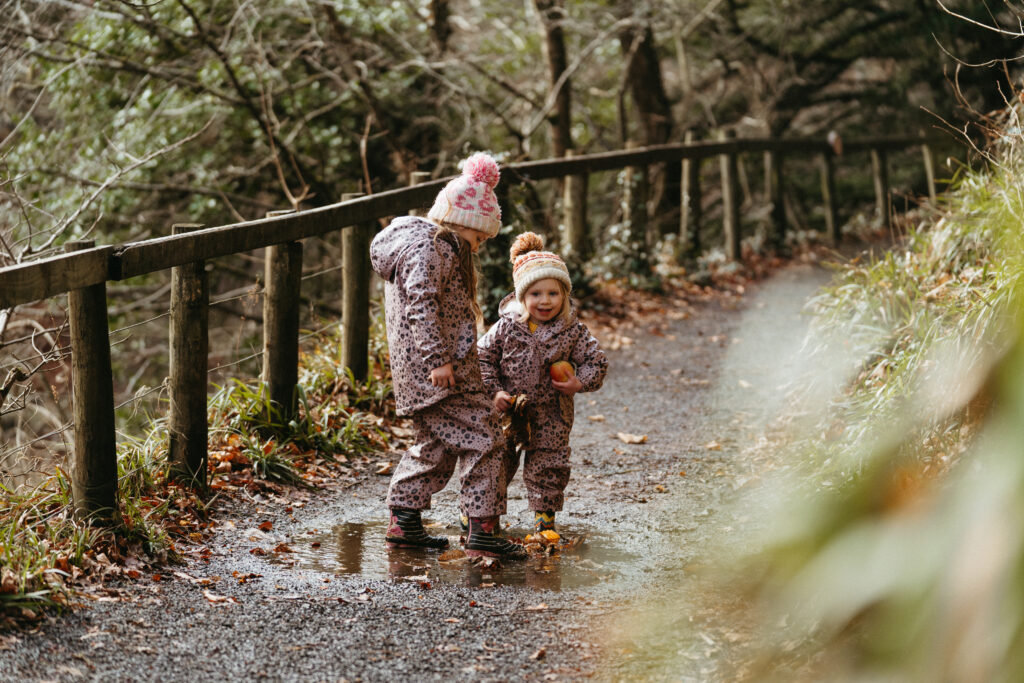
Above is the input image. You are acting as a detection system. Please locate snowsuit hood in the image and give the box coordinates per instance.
[370,216,485,415]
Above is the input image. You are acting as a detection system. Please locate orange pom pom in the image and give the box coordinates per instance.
[510,232,545,263]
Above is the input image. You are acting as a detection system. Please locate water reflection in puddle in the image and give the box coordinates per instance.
[279,521,635,591]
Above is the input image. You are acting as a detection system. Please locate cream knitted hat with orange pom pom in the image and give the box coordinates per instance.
[427,152,502,237]
[510,232,571,302]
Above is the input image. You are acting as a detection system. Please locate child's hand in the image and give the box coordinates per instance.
[430,362,455,388]
[552,375,583,396]
[493,391,513,412]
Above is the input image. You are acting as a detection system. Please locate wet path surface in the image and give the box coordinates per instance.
[0,262,833,682]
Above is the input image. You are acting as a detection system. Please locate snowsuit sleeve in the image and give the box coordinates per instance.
[397,237,455,370]
[569,321,608,393]
[477,320,506,398]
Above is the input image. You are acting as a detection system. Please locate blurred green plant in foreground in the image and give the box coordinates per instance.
[613,106,1024,680]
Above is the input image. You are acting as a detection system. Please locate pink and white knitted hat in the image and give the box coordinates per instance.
[510,232,571,302]
[427,152,502,237]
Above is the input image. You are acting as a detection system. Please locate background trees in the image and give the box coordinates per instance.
[1,0,1019,477]
[2,1,1013,262]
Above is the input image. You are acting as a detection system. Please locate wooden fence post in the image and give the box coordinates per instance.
[680,130,703,257]
[563,150,589,262]
[871,148,891,230]
[820,151,839,245]
[718,130,740,261]
[409,172,432,216]
[168,223,209,487]
[622,141,651,266]
[765,149,786,249]
[262,210,302,418]
[341,193,370,383]
[66,240,118,522]
[921,137,937,202]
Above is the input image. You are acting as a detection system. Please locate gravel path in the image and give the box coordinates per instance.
[0,261,832,682]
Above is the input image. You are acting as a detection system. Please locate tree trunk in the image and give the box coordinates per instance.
[429,0,451,54]
[533,0,572,160]
[619,20,677,239]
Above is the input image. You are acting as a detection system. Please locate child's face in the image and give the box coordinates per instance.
[451,226,487,253]
[523,278,565,323]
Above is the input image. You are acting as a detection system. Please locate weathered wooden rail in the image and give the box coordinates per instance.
[0,133,947,519]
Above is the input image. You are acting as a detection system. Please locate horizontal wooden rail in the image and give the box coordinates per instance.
[0,246,113,309]
[0,130,955,515]
[0,134,944,310]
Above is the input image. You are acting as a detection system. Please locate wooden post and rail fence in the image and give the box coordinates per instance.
[0,132,949,520]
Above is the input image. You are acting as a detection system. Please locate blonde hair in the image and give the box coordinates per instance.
[517,278,571,324]
[433,222,482,323]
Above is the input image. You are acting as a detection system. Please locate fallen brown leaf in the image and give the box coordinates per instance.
[616,432,648,444]
[375,462,393,476]
[439,548,468,563]
[202,589,236,605]
[258,521,273,532]
[587,414,606,422]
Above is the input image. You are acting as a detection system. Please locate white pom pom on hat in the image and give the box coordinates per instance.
[427,152,502,237]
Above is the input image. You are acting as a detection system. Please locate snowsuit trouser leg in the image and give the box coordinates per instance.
[523,446,571,512]
[386,393,507,518]
[521,412,573,512]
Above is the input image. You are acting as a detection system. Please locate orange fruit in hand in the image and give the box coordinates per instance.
[549,361,575,382]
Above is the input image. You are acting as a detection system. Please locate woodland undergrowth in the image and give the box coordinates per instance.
[695,111,1024,680]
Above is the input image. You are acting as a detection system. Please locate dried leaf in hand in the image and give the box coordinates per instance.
[617,432,648,444]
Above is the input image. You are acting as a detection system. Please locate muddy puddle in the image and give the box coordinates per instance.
[274,520,636,591]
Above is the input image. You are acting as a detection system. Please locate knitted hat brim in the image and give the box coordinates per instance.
[514,265,572,302]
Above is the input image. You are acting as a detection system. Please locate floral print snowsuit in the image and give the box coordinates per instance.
[370,216,506,517]
[477,293,608,511]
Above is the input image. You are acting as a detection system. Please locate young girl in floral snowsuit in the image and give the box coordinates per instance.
[477,233,608,532]
[370,153,525,559]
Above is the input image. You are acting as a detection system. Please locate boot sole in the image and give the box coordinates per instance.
[385,537,449,550]
[465,548,527,560]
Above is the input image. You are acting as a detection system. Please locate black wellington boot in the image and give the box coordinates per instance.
[385,508,449,550]
[465,516,527,560]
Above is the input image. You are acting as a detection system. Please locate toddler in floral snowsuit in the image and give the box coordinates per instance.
[477,233,608,532]
[370,153,525,560]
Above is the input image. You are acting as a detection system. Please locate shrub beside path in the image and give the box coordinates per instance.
[0,260,831,682]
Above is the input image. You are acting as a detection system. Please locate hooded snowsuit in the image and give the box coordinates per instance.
[370,216,506,517]
[477,293,608,511]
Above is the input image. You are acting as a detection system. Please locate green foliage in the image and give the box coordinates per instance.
[694,112,1024,679]
[0,475,93,616]
[208,328,389,479]
[115,428,175,552]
